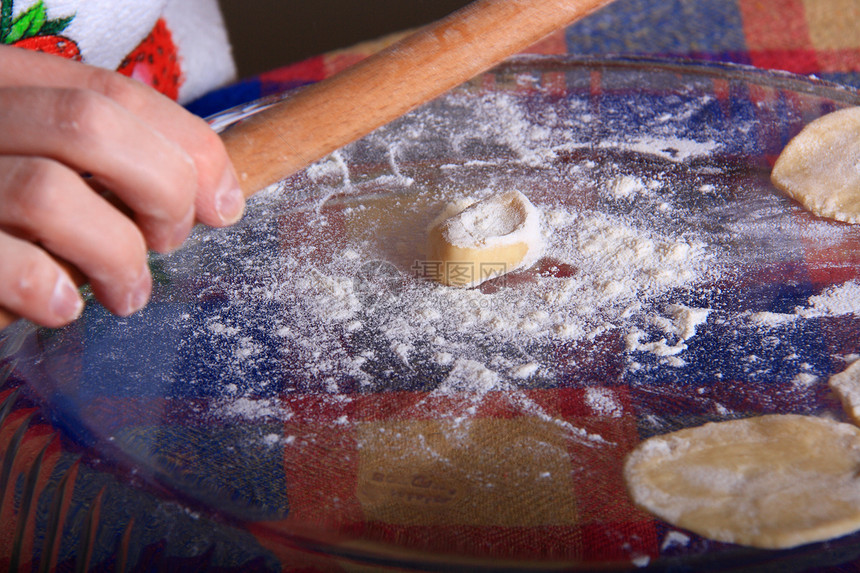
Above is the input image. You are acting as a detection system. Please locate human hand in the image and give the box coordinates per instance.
[0,46,245,331]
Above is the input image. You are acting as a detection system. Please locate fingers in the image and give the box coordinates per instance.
[0,46,245,228]
[0,156,151,320]
[0,87,198,253]
[0,232,83,329]
[81,67,245,227]
[0,46,246,329]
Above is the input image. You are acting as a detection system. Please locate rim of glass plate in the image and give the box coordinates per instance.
[205,54,860,133]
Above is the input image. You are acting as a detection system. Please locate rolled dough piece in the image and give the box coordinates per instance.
[829,359,860,425]
[426,190,542,287]
[771,106,860,223]
[624,414,860,549]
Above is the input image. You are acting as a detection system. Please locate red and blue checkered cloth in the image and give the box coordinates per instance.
[2,0,860,570]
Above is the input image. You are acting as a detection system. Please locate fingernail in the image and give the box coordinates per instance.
[51,274,83,322]
[214,167,245,224]
[124,264,152,316]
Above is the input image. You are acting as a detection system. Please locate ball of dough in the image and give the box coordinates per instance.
[426,190,543,288]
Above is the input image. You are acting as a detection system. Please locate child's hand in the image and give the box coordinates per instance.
[0,46,245,331]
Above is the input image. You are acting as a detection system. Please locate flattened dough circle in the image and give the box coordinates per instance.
[624,414,860,549]
[771,106,860,223]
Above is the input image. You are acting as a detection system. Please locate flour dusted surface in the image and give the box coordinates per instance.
[182,86,860,429]
[26,58,860,571]
[270,179,713,395]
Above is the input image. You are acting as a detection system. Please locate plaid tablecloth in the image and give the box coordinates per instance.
[1,0,859,571]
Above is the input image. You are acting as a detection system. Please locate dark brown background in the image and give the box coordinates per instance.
[217,1,474,78]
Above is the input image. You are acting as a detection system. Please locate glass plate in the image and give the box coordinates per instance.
[3,56,860,571]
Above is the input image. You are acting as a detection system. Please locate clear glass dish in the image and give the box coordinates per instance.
[3,56,860,570]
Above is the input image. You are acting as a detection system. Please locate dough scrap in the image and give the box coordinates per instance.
[426,190,542,287]
[624,414,860,549]
[829,359,860,425]
[771,106,860,223]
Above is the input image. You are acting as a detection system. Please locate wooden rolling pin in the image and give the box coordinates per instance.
[221,0,616,196]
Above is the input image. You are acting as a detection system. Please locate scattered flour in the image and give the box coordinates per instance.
[188,87,860,453]
[661,531,691,550]
[608,175,651,200]
[627,304,712,362]
[626,329,687,358]
[747,311,799,327]
[797,281,860,318]
[509,362,539,380]
[599,136,721,162]
[219,397,291,421]
[275,196,713,394]
[585,388,623,418]
[435,359,503,396]
[790,372,819,388]
[664,305,711,342]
